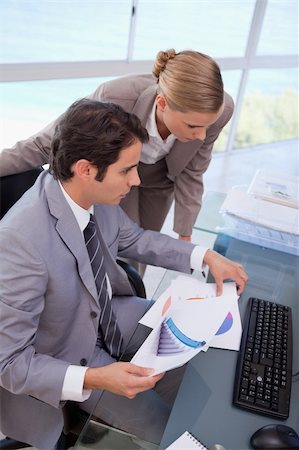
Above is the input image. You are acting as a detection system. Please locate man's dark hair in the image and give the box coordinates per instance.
[49,98,149,181]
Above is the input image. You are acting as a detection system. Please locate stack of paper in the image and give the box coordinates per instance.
[219,189,299,255]
[132,275,241,375]
[220,189,298,234]
[247,169,298,209]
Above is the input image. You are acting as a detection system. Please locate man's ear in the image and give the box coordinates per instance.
[156,94,167,112]
[73,159,92,180]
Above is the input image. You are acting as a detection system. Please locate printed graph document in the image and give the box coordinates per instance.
[133,276,240,375]
[165,430,208,449]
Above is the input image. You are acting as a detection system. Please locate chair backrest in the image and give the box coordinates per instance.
[0,167,44,220]
[116,259,146,298]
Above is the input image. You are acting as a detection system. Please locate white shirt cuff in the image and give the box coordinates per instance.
[61,365,92,402]
[190,245,209,272]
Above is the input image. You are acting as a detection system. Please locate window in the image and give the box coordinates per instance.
[257,0,298,55]
[0,0,298,153]
[234,68,298,148]
[0,1,132,63]
[133,0,255,59]
[0,77,113,148]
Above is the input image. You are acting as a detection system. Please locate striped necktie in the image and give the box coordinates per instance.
[83,214,123,358]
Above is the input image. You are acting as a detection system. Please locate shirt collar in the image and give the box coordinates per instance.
[146,101,175,144]
[58,181,94,232]
[146,102,159,137]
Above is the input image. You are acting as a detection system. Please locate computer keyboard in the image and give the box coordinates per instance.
[233,297,293,419]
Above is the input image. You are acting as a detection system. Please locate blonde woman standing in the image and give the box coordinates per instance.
[0,49,233,243]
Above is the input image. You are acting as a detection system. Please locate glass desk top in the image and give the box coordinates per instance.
[74,240,299,450]
[160,235,299,450]
[74,191,298,449]
[193,190,226,235]
[75,420,159,450]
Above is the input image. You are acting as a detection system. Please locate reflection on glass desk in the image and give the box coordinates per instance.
[75,419,158,450]
[74,310,159,450]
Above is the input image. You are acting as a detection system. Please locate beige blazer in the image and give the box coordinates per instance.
[0,74,234,235]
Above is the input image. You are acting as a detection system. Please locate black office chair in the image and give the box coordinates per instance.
[0,167,44,220]
[0,167,147,449]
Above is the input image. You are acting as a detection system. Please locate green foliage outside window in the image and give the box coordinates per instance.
[214,88,299,151]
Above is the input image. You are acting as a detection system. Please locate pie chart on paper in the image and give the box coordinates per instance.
[215,312,233,335]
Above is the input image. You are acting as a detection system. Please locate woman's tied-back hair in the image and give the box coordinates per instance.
[49,98,149,181]
[152,49,224,113]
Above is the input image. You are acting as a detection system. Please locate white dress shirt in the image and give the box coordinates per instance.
[59,183,93,401]
[140,102,176,164]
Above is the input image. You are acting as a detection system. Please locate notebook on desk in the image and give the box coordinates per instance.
[165,431,208,449]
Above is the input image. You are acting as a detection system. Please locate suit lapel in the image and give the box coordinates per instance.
[131,84,157,126]
[45,175,98,303]
[55,217,98,302]
[166,139,200,177]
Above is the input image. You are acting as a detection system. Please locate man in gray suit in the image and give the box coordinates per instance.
[0,99,248,449]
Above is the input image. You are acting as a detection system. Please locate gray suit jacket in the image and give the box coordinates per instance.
[0,74,234,236]
[0,171,195,448]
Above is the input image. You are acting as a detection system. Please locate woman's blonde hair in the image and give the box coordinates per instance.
[152,49,223,113]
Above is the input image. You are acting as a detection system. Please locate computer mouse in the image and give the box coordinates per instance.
[250,424,299,449]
